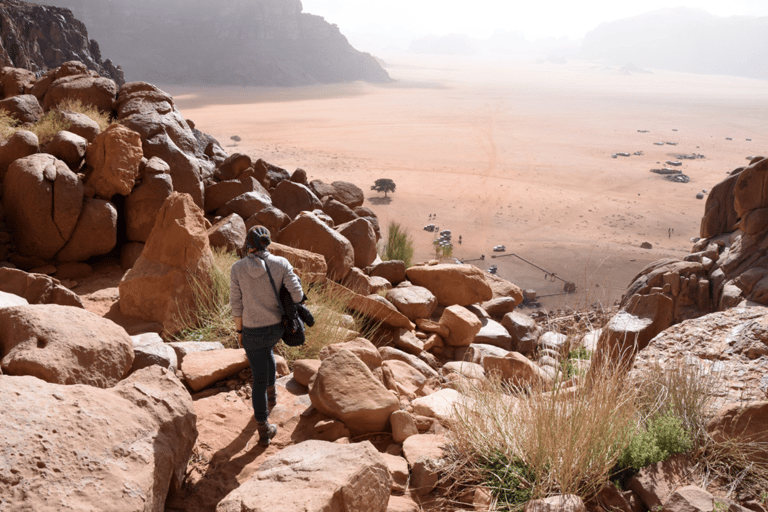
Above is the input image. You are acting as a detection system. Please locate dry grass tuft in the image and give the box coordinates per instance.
[172,249,381,364]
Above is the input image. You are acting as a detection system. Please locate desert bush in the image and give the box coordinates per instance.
[173,249,379,362]
[446,365,638,507]
[381,221,414,268]
[618,412,692,470]
[56,97,112,131]
[27,109,72,147]
[0,110,18,139]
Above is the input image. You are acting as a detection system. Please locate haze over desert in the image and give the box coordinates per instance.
[165,54,767,311]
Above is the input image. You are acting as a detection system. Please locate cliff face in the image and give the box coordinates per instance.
[34,0,391,86]
[0,0,124,85]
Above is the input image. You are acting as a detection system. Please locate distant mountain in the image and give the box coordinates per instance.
[582,7,768,80]
[33,0,391,86]
[0,0,124,85]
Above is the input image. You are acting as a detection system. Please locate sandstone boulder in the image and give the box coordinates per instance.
[379,346,440,380]
[116,82,208,208]
[0,267,84,308]
[386,285,437,321]
[502,311,541,356]
[125,172,174,242]
[3,154,83,258]
[342,266,372,294]
[484,352,551,388]
[482,296,521,318]
[439,305,482,346]
[370,260,406,285]
[131,336,178,373]
[337,217,378,268]
[0,129,38,182]
[0,366,197,512]
[181,348,250,392]
[269,241,328,283]
[0,94,42,123]
[84,123,143,198]
[204,179,248,213]
[217,190,272,219]
[43,74,118,112]
[293,359,322,387]
[0,304,133,387]
[308,349,399,434]
[474,317,514,350]
[484,272,525,302]
[331,181,365,208]
[406,264,493,306]
[322,196,358,225]
[46,130,88,169]
[324,281,413,329]
[278,212,354,280]
[707,401,768,463]
[245,205,291,239]
[319,337,382,371]
[0,66,35,98]
[382,359,432,401]
[56,198,118,262]
[354,205,382,240]
[214,153,251,181]
[119,192,214,335]
[60,110,101,142]
[215,440,390,512]
[207,213,246,252]
[401,434,448,495]
[411,388,463,424]
[272,179,323,219]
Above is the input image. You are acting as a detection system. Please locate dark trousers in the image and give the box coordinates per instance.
[242,323,282,422]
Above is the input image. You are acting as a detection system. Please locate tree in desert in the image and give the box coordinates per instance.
[230,135,241,146]
[371,178,396,198]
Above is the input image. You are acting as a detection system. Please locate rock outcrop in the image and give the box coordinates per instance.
[0,366,196,511]
[39,0,390,87]
[0,0,124,86]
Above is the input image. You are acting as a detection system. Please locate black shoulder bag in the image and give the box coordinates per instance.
[258,255,314,347]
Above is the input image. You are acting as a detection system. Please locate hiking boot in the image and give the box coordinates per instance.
[257,421,277,447]
[267,386,277,407]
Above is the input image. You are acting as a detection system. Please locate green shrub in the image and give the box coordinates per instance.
[381,221,414,268]
[619,412,692,470]
[478,451,535,511]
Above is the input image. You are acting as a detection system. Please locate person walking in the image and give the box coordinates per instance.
[230,226,304,447]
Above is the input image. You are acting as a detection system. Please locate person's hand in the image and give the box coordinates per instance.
[237,332,243,348]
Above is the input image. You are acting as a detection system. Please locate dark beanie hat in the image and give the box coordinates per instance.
[245,226,271,251]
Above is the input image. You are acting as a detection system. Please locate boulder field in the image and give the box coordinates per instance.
[0,61,766,512]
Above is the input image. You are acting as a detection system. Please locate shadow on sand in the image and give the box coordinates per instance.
[367,196,393,206]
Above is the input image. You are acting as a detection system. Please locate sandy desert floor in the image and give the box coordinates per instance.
[162,53,767,312]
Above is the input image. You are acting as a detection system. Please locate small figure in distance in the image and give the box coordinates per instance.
[230,226,304,447]
[458,235,462,244]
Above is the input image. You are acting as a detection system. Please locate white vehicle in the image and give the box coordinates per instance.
[423,224,436,232]
[493,245,506,252]
[440,229,451,236]
[488,265,498,274]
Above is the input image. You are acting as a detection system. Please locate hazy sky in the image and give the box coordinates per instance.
[301,0,768,39]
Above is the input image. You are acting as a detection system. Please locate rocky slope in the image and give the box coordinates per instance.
[0,0,124,85]
[33,0,391,86]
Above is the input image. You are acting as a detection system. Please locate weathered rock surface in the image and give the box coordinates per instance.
[406,264,493,306]
[0,267,84,307]
[0,366,196,512]
[215,440,391,512]
[309,349,399,434]
[278,211,354,280]
[84,123,143,198]
[269,241,328,283]
[401,434,448,496]
[386,285,437,321]
[3,153,83,259]
[125,171,174,242]
[119,192,214,335]
[181,348,250,392]
[271,179,323,219]
[337,217,378,269]
[440,305,483,347]
[46,130,87,169]
[207,213,246,253]
[55,197,117,262]
[0,94,41,123]
[0,304,133,387]
[0,129,37,182]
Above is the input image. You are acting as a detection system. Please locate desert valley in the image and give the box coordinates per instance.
[166,53,767,310]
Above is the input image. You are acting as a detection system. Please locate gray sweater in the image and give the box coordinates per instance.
[230,251,304,328]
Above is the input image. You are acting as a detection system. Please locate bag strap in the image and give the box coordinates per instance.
[256,254,286,317]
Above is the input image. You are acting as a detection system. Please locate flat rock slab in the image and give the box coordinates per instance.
[181,348,249,392]
[216,440,391,512]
